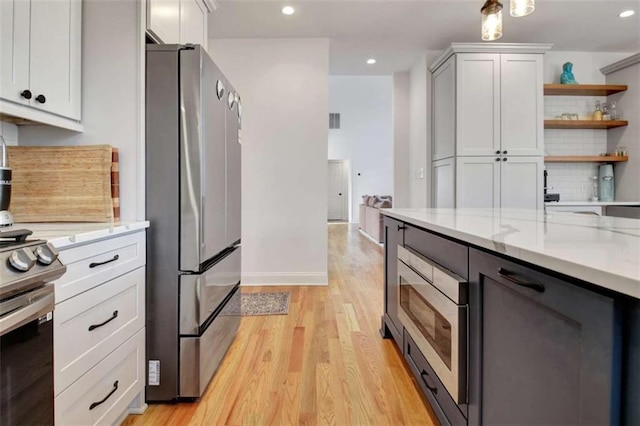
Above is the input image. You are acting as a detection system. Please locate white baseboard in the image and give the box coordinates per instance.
[241,272,328,286]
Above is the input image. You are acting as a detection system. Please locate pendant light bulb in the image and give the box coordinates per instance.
[481,0,503,41]
[510,0,534,17]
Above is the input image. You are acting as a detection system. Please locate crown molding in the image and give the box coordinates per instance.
[429,43,553,72]
[600,53,640,75]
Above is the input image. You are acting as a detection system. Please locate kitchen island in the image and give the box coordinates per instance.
[380,208,639,425]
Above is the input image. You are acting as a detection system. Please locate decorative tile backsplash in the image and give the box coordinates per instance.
[544,96,608,201]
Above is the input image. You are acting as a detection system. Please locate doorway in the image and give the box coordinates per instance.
[328,159,349,222]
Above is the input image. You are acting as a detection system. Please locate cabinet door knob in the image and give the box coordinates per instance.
[495,150,500,155]
[503,150,508,155]
[20,90,32,100]
[338,193,342,196]
[35,94,46,104]
[495,158,500,162]
[502,158,507,162]
[397,225,406,231]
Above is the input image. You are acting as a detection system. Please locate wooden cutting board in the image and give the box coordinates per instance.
[7,145,119,223]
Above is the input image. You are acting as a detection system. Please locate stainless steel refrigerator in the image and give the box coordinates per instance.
[145,44,242,401]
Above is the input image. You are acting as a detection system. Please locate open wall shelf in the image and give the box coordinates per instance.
[543,84,628,96]
[544,120,628,129]
[544,156,629,163]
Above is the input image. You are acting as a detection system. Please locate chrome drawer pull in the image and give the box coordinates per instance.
[89,254,119,269]
[498,268,545,293]
[420,370,438,394]
[88,311,118,331]
[89,381,118,410]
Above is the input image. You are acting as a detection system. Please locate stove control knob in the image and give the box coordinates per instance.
[8,249,37,272]
[35,243,59,265]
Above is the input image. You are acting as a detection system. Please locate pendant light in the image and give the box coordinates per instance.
[481,0,503,41]
[510,0,534,17]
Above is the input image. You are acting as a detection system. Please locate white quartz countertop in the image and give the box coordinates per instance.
[7,221,150,249]
[545,201,640,207]
[381,208,640,299]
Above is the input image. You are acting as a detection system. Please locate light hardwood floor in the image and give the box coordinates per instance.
[122,223,437,426]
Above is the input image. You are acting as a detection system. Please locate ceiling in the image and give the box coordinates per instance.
[209,0,640,75]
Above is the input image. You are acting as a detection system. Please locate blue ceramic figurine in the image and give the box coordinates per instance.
[560,62,578,85]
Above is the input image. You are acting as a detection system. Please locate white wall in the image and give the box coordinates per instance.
[0,123,18,146]
[18,0,145,221]
[409,55,428,208]
[606,56,640,202]
[328,76,393,222]
[544,52,630,84]
[393,72,410,208]
[208,38,329,286]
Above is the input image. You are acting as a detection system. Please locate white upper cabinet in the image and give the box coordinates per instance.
[456,53,501,157]
[180,0,207,48]
[29,0,82,120]
[432,56,456,161]
[500,54,544,156]
[0,0,82,129]
[0,0,31,107]
[147,0,180,44]
[148,0,210,48]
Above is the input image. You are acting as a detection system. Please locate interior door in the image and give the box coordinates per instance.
[327,160,347,221]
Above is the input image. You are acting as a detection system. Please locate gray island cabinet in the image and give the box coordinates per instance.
[380,209,640,425]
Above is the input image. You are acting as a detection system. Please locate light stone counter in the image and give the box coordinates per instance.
[381,208,640,299]
[6,221,150,249]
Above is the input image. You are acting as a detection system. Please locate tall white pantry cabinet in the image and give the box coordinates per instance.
[430,44,551,210]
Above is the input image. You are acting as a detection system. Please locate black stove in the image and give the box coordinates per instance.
[0,229,66,426]
[0,229,66,303]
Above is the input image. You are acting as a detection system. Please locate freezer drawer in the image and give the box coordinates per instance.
[180,247,240,335]
[179,287,240,398]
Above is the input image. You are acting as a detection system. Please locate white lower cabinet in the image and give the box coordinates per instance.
[500,156,543,209]
[54,268,145,395]
[53,230,146,425]
[432,157,455,208]
[455,156,543,209]
[456,157,500,208]
[55,329,145,426]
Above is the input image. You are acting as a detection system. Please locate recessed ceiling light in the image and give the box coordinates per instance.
[366,58,376,65]
[282,6,295,15]
[619,10,635,18]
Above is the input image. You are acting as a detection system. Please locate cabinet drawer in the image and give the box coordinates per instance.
[55,329,144,426]
[404,224,468,279]
[404,330,467,426]
[55,231,145,303]
[54,267,145,395]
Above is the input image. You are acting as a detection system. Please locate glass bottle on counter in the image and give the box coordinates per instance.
[593,101,603,121]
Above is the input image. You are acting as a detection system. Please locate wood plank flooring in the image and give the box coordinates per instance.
[122,224,437,426]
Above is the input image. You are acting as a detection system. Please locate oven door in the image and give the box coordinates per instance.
[0,284,55,425]
[397,258,467,403]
